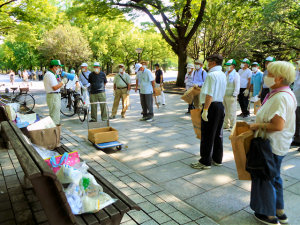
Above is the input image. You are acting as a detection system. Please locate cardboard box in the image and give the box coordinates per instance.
[88,127,118,144]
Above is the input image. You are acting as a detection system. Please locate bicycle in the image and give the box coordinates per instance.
[0,87,35,113]
[60,88,87,122]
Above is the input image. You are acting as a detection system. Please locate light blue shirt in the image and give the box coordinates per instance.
[79,71,91,87]
[251,71,263,96]
[200,65,227,104]
[140,68,154,94]
[192,68,207,87]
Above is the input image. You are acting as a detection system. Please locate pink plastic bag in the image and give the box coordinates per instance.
[45,151,80,173]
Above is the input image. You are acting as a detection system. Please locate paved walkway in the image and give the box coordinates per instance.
[2,75,300,224]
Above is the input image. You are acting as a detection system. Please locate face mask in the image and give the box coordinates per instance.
[142,65,147,69]
[82,68,87,72]
[264,76,276,88]
[195,65,201,70]
[56,68,60,74]
[252,67,258,72]
[119,68,124,73]
[226,66,231,71]
[187,68,191,73]
[94,68,100,73]
[240,63,245,69]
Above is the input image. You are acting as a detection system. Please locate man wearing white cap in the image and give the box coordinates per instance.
[238,58,252,117]
[88,62,108,121]
[135,63,156,121]
[292,59,300,146]
[79,62,91,102]
[184,63,195,113]
[223,59,240,129]
[66,69,80,93]
[193,59,207,108]
[260,56,276,102]
[110,64,131,119]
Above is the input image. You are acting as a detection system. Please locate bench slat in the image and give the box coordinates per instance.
[82,214,99,225]
[1,121,41,179]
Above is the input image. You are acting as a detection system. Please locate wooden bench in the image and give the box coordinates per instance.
[1,121,141,225]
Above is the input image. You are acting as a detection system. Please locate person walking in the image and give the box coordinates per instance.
[110,64,131,119]
[192,59,207,108]
[260,56,276,102]
[238,58,252,117]
[190,54,227,169]
[9,70,15,86]
[292,59,300,146]
[154,63,166,105]
[249,61,296,225]
[250,62,263,100]
[88,62,108,122]
[43,60,68,125]
[223,59,240,129]
[135,63,156,122]
[184,63,195,114]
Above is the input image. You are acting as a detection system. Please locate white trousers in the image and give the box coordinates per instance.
[155,83,165,105]
[223,96,237,129]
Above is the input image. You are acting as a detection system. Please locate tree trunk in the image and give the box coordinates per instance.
[176,49,188,87]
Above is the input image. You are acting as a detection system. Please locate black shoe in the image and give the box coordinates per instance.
[254,213,279,225]
[291,141,300,146]
[185,111,190,114]
[276,213,288,224]
[238,113,244,117]
[243,114,250,118]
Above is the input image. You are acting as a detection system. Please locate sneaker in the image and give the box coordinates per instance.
[139,117,147,121]
[109,115,116,119]
[162,104,165,106]
[243,114,250,118]
[146,117,153,122]
[238,113,244,117]
[121,115,125,119]
[190,162,211,169]
[212,161,222,166]
[276,213,288,224]
[254,213,280,225]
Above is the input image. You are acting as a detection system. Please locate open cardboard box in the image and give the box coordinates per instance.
[88,127,118,144]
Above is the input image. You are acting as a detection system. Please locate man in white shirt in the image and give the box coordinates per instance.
[192,59,207,108]
[43,60,68,125]
[223,59,240,129]
[190,54,227,169]
[238,58,252,117]
[135,63,156,122]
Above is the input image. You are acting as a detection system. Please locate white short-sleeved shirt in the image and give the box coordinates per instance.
[238,68,252,88]
[139,68,154,94]
[44,71,59,93]
[200,65,227,104]
[256,89,296,156]
[66,75,79,91]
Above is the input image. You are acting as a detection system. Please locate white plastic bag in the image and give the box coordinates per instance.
[56,164,83,185]
[27,116,56,131]
[32,144,60,159]
[82,192,117,213]
[64,183,83,214]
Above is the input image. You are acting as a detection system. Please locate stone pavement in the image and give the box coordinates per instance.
[30,80,300,225]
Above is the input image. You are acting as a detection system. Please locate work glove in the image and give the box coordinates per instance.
[244,89,249,97]
[249,91,253,98]
[202,109,208,122]
[61,77,68,85]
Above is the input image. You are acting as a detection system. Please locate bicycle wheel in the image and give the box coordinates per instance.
[60,96,75,117]
[77,98,87,122]
[14,93,35,113]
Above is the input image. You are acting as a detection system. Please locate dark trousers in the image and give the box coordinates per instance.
[199,102,224,166]
[260,88,270,103]
[294,107,300,143]
[250,154,284,216]
[140,93,154,118]
[238,88,250,116]
[188,103,195,112]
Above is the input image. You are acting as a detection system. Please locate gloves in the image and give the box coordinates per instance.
[202,109,208,122]
[249,91,253,98]
[61,78,68,85]
[244,89,249,97]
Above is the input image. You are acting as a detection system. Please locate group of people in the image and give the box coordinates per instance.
[187,54,299,225]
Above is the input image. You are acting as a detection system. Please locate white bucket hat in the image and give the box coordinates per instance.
[81,63,88,67]
[186,63,195,69]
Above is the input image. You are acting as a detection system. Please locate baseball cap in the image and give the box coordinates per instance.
[194,59,203,64]
[265,56,275,62]
[251,62,260,66]
[135,63,142,73]
[81,63,88,67]
[93,62,101,67]
[186,63,195,69]
[240,58,251,65]
[224,59,237,66]
[50,60,62,66]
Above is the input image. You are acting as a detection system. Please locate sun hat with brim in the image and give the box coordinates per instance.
[93,62,101,67]
[194,59,203,64]
[252,62,259,66]
[135,63,142,73]
[240,58,250,65]
[265,56,275,62]
[50,60,62,66]
[224,59,237,66]
[81,63,88,67]
[186,63,194,69]
[119,64,125,68]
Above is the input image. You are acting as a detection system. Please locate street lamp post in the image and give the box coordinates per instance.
[135,48,143,63]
